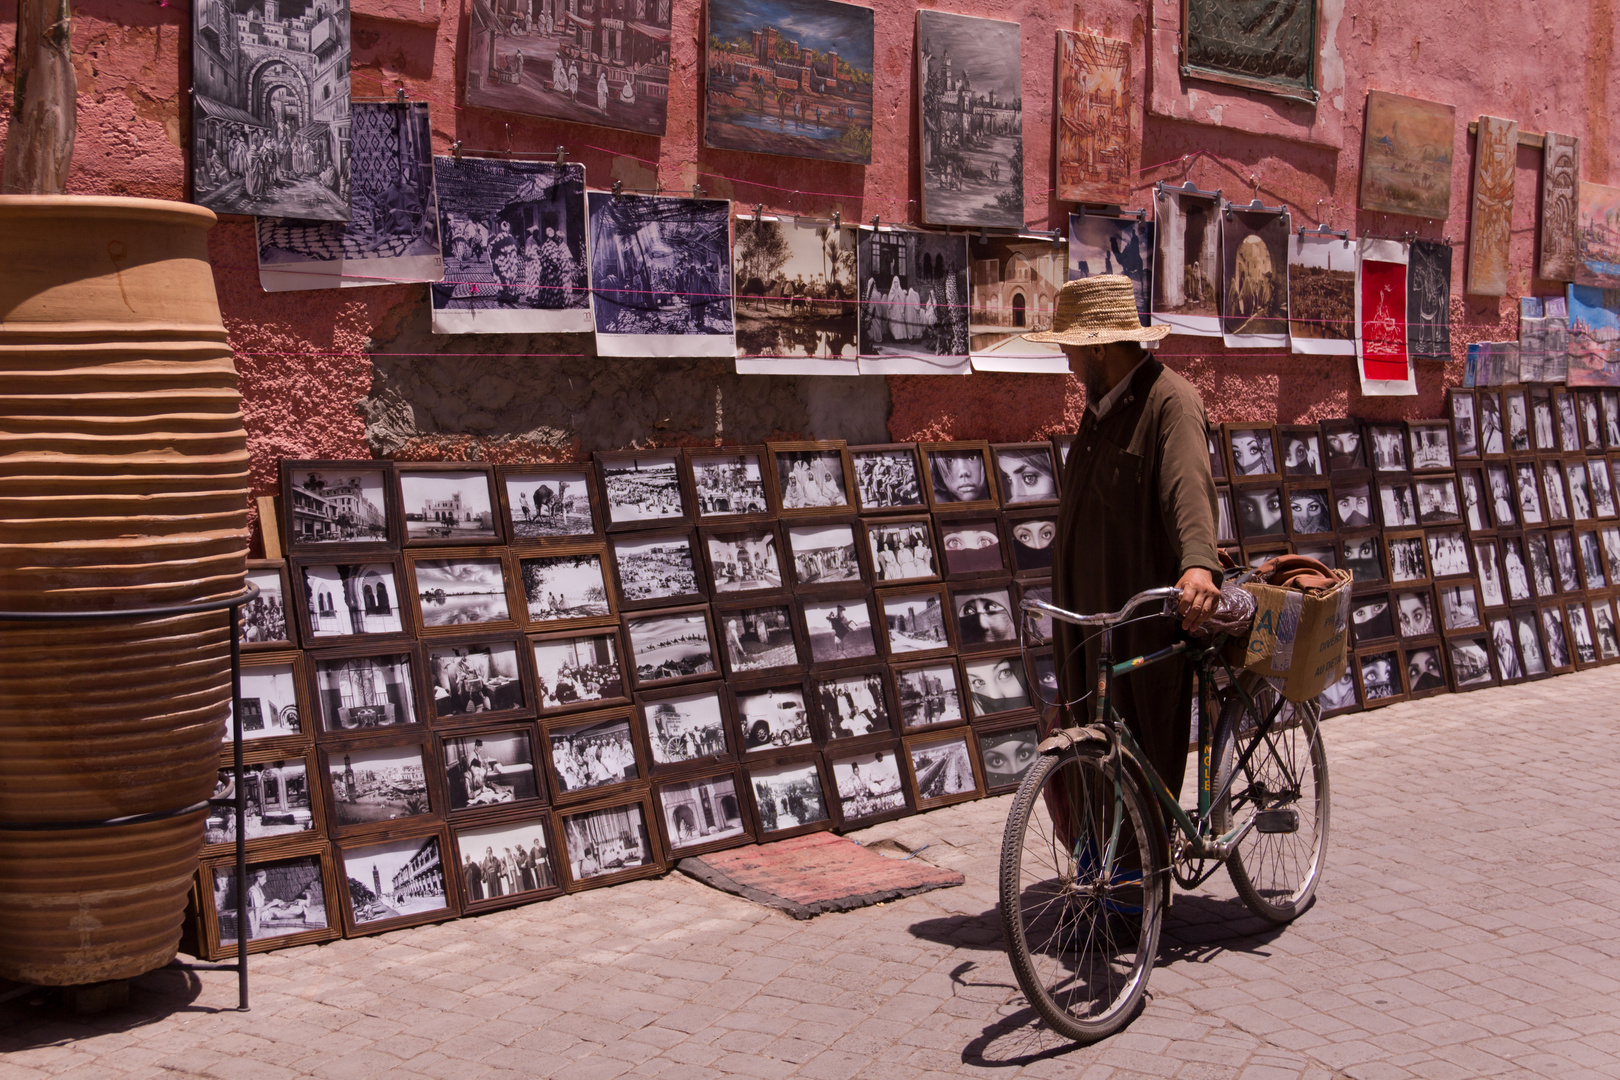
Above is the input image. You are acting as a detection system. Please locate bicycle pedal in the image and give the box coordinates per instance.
[1254,808,1299,834]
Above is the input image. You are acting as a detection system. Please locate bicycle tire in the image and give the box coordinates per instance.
[1211,679,1330,923]
[999,744,1164,1043]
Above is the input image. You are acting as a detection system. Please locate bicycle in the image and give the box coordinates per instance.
[999,585,1332,1043]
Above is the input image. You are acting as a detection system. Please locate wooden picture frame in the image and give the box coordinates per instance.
[1320,419,1369,475]
[1353,647,1408,708]
[1214,486,1238,547]
[652,765,757,859]
[1366,423,1409,474]
[197,841,339,959]
[1291,538,1339,571]
[1474,537,1509,609]
[934,511,1010,579]
[540,706,648,806]
[1563,456,1596,523]
[1587,593,1620,663]
[528,626,631,716]
[767,440,857,517]
[1436,579,1485,634]
[1206,430,1227,482]
[1519,531,1558,599]
[1414,474,1463,527]
[1348,590,1397,647]
[973,714,1043,794]
[1331,478,1376,531]
[713,597,805,681]
[731,675,820,756]
[1477,389,1508,457]
[497,462,604,547]
[1180,0,1323,103]
[903,728,984,811]
[1222,424,1282,482]
[1316,665,1362,718]
[1277,425,1327,477]
[874,584,955,661]
[1231,482,1288,543]
[1511,604,1552,678]
[634,679,741,774]
[848,443,928,514]
[394,462,504,547]
[812,664,898,744]
[1588,457,1620,519]
[1485,613,1527,684]
[1576,527,1610,591]
[991,442,1060,507]
[919,440,1000,512]
[1024,644,1058,709]
[889,656,969,733]
[796,588,883,669]
[1483,461,1518,529]
[449,806,564,913]
[433,721,545,819]
[553,791,667,892]
[1393,585,1439,639]
[234,650,312,753]
[1552,386,1581,453]
[1564,599,1602,669]
[280,459,399,556]
[782,517,870,592]
[593,449,692,532]
[243,559,299,651]
[1444,632,1498,691]
[202,748,325,855]
[421,634,533,725]
[683,445,778,523]
[1603,390,1620,451]
[826,741,913,831]
[1507,461,1547,528]
[1376,476,1420,530]
[743,751,836,840]
[960,648,1037,721]
[1402,638,1450,698]
[1014,580,1055,647]
[403,547,521,638]
[1052,434,1076,472]
[292,554,415,645]
[1549,528,1583,594]
[513,542,619,631]
[865,515,943,585]
[1002,508,1058,580]
[1502,387,1533,456]
[1529,387,1559,455]
[607,528,709,611]
[622,604,721,690]
[318,733,441,838]
[1282,482,1334,538]
[1425,527,1474,581]
[947,579,1020,653]
[1578,389,1606,452]
[306,643,426,737]
[1448,389,1480,460]
[699,521,788,599]
[1457,466,1491,533]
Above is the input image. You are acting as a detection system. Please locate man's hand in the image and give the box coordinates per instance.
[1175,567,1222,633]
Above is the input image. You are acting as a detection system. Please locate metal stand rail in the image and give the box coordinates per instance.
[0,583,260,1012]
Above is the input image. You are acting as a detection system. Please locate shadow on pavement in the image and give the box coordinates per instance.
[0,965,215,1052]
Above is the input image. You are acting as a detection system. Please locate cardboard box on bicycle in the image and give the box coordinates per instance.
[1238,570,1352,702]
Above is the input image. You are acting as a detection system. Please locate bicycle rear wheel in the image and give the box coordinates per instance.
[1211,679,1330,923]
[999,744,1164,1043]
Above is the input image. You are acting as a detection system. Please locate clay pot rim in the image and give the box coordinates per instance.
[0,195,217,228]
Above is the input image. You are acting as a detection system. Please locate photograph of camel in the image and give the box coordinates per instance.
[1222,207,1291,347]
[916,10,1023,229]
[704,0,874,164]
[733,218,860,374]
[464,0,673,136]
[856,229,971,374]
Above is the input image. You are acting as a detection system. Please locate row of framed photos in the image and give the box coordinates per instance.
[275,437,1071,556]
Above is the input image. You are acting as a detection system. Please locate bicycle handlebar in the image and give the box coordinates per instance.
[1022,587,1183,629]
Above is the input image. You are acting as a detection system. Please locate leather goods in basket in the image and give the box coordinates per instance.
[1239,556,1352,703]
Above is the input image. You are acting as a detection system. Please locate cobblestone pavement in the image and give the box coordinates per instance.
[4,668,1619,1080]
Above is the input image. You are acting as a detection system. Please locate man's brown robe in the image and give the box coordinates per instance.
[1051,357,1222,798]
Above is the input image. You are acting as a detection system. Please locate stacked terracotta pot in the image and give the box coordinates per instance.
[0,196,249,985]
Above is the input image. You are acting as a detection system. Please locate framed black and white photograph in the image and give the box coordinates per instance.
[1578,528,1607,590]
[297,559,409,641]
[905,731,983,810]
[637,685,734,770]
[1512,463,1545,526]
[517,548,614,628]
[442,728,541,812]
[243,561,296,650]
[1278,426,1325,476]
[1234,484,1287,541]
[785,522,865,590]
[498,464,600,542]
[1004,511,1057,577]
[867,518,940,584]
[1449,390,1478,459]
[1355,649,1406,706]
[975,719,1040,794]
[1579,390,1605,451]
[311,650,420,734]
[338,831,452,932]
[1540,604,1574,672]
[1016,581,1055,644]
[1395,588,1437,638]
[702,525,785,596]
[856,228,972,373]
[281,462,397,554]
[915,8,1022,228]
[1591,597,1620,661]
[799,595,879,666]
[936,516,1007,577]
[1552,387,1579,452]
[205,758,316,847]
[1446,636,1496,690]
[1333,480,1375,530]
[1589,459,1619,518]
[1321,420,1368,474]
[1485,463,1518,528]
[1523,533,1557,598]
[829,746,909,827]
[452,813,560,910]
[1216,488,1237,548]
[1565,459,1594,521]
[1566,602,1599,667]
[1551,529,1582,593]
[1438,580,1483,633]
[1415,477,1462,527]
[1478,391,1506,455]
[558,796,663,891]
[768,442,855,514]
[1407,421,1454,472]
[1604,390,1620,448]
[716,602,804,678]
[1504,388,1531,454]
[992,443,1059,506]
[963,652,1033,718]
[1378,479,1419,530]
[850,445,927,513]
[1286,486,1333,536]
[1513,607,1548,677]
[1225,426,1279,480]
[235,655,306,746]
[1207,432,1227,480]
[814,668,894,741]
[949,583,1019,650]
[686,448,774,520]
[624,607,718,689]
[1294,541,1337,569]
[1459,468,1489,531]
[204,853,335,958]
[877,586,953,659]
[588,193,735,357]
[530,629,627,714]
[544,710,642,801]
[747,757,832,837]
[1350,593,1396,645]
[425,638,527,721]
[1476,540,1507,608]
[922,442,999,510]
[609,530,706,609]
[1602,526,1620,584]
[656,769,750,858]
[892,659,964,731]
[397,466,501,545]
[595,451,688,529]
[734,682,814,753]
[1368,425,1408,473]
[323,741,433,832]
[1489,616,1525,683]
[1318,669,1361,717]
[1404,642,1449,697]
[1531,388,1558,453]
[407,554,515,633]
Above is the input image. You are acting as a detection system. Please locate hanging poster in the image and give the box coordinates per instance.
[1069,212,1153,326]
[1540,133,1580,282]
[856,227,971,375]
[588,194,736,357]
[1465,115,1518,297]
[1407,238,1453,361]
[1221,206,1291,349]
[1519,297,1570,384]
[1054,29,1135,206]
[1357,238,1415,395]
[968,237,1068,373]
[257,102,441,292]
[733,216,859,375]
[1359,90,1456,221]
[463,0,672,136]
[702,0,874,164]
[1567,285,1620,387]
[429,157,590,335]
[191,0,352,222]
[1575,182,1620,289]
[1151,188,1221,337]
[916,10,1023,229]
[1286,232,1356,355]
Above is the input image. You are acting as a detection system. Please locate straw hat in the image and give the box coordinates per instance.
[1022,275,1171,345]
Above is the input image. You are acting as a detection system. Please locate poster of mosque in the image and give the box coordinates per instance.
[967,237,1067,373]
[256,102,442,291]
[916,10,1023,229]
[464,0,673,137]
[703,0,875,164]
[429,157,591,334]
[192,0,353,222]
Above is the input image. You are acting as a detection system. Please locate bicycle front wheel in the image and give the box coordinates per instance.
[999,745,1164,1043]
[1212,679,1330,923]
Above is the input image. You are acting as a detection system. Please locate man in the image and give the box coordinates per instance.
[1023,275,1222,803]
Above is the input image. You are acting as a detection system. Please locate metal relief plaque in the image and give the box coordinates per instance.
[1182,0,1317,100]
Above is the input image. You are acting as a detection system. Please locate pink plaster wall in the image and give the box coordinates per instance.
[3,0,1618,499]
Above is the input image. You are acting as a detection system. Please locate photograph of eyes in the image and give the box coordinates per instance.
[978,725,1038,787]
[929,449,992,504]
[1236,487,1285,538]
[1008,518,1056,573]
[1228,430,1276,477]
[1334,483,1372,528]
[994,447,1057,504]
[1288,489,1331,535]
[953,588,1018,646]
[939,521,1003,574]
[1281,432,1322,475]
[1350,596,1393,643]
[964,656,1030,717]
[1324,427,1364,471]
